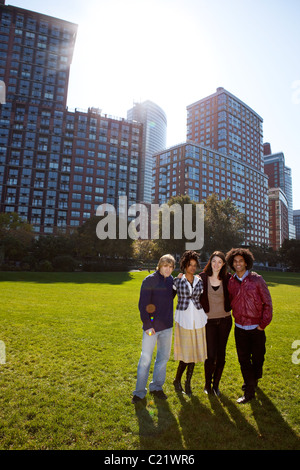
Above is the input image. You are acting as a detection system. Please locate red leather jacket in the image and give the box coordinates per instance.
[228,272,272,330]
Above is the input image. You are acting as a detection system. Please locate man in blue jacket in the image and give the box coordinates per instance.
[132,254,176,404]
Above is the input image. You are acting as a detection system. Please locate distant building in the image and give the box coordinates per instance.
[293,210,300,240]
[152,88,269,245]
[0,1,144,234]
[127,100,167,204]
[263,145,295,240]
[0,1,77,110]
[153,142,269,246]
[268,187,289,250]
[187,87,264,171]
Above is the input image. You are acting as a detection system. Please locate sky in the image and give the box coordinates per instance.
[7,0,300,210]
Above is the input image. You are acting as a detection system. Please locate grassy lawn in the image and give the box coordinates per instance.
[0,270,299,450]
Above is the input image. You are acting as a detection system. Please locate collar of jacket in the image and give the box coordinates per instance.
[234,270,249,282]
[182,274,201,286]
[156,270,172,281]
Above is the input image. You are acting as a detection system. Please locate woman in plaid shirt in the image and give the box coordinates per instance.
[173,250,207,396]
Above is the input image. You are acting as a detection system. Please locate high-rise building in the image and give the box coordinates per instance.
[293,210,300,240]
[152,88,269,246]
[187,87,264,171]
[268,187,289,250]
[153,142,269,246]
[263,145,295,240]
[0,1,144,234]
[127,100,167,204]
[0,1,77,110]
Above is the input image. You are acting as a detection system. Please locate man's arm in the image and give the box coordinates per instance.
[138,277,155,332]
[257,278,273,330]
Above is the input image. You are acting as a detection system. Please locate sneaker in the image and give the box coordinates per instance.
[150,390,168,400]
[237,395,254,404]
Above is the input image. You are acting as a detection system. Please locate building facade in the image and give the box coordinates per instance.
[153,142,269,246]
[127,100,167,204]
[293,210,300,240]
[268,187,289,250]
[187,87,264,171]
[152,88,269,246]
[0,1,77,110]
[0,1,144,234]
[263,145,295,240]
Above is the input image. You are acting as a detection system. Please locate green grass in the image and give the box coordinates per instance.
[0,270,299,450]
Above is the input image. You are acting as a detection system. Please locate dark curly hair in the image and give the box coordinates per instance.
[225,248,254,271]
[179,250,200,272]
[203,251,227,280]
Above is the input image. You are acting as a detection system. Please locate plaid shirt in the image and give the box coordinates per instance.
[173,275,203,311]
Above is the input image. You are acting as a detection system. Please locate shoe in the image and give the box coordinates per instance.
[131,395,144,404]
[150,390,168,400]
[212,387,220,397]
[237,395,254,404]
[204,385,212,395]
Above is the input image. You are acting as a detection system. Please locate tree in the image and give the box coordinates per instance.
[203,194,247,255]
[75,215,133,260]
[31,234,76,263]
[279,239,300,271]
[132,239,161,261]
[248,243,280,267]
[0,212,34,263]
[153,195,201,256]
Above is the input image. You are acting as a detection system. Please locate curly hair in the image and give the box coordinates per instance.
[225,248,254,271]
[203,251,227,280]
[179,250,200,272]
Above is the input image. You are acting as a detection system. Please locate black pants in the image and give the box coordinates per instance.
[205,315,232,389]
[234,325,266,399]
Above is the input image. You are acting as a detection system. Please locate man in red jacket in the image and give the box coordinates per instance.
[226,248,273,404]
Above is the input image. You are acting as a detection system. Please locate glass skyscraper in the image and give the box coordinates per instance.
[127,100,167,203]
[263,147,296,240]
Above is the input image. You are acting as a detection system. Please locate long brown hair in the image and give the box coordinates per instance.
[203,251,227,280]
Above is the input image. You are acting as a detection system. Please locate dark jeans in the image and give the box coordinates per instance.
[205,315,232,389]
[234,325,266,399]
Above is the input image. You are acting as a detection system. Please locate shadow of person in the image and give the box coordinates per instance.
[134,398,184,450]
[250,388,300,450]
[177,394,219,449]
[178,390,264,450]
[215,393,261,449]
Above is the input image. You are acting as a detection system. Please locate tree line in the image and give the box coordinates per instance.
[0,194,299,272]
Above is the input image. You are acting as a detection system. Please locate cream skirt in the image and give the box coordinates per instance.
[174,322,207,363]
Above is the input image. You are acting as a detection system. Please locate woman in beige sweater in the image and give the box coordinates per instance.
[199,251,232,396]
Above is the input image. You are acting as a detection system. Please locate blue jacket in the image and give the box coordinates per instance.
[138,270,175,332]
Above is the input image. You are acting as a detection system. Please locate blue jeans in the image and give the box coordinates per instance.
[133,327,173,399]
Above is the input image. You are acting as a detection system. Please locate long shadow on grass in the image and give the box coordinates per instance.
[0,271,134,284]
[249,388,300,450]
[134,398,184,450]
[178,390,300,450]
[177,393,259,450]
